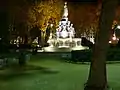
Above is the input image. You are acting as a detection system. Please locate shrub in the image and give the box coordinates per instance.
[71,50,92,62]
[70,48,120,63]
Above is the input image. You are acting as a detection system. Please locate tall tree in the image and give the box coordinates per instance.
[28,0,64,45]
[84,0,118,90]
[28,0,64,31]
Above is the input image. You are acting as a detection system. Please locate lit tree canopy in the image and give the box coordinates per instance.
[7,0,64,44]
[28,0,64,31]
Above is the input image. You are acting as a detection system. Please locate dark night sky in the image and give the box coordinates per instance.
[66,0,98,2]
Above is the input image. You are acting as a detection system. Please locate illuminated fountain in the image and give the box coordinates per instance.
[109,25,119,44]
[43,2,89,52]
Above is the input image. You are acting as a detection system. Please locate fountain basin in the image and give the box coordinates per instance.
[43,38,89,52]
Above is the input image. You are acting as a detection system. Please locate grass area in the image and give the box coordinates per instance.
[0,54,120,90]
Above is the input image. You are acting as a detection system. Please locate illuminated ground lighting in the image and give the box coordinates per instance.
[58,46,69,48]
[37,50,44,52]
[43,47,57,52]
[72,46,89,51]
[43,45,88,52]
[43,46,70,52]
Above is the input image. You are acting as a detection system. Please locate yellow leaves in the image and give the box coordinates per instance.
[28,0,64,31]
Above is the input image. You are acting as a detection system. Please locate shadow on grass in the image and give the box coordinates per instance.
[0,65,59,81]
[59,58,90,65]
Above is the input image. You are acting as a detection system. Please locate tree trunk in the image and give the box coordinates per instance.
[84,0,118,90]
[38,30,42,46]
[45,26,50,44]
[24,34,28,44]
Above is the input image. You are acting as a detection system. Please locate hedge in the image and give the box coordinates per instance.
[71,48,120,62]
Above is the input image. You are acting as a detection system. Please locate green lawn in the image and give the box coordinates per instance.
[0,54,120,90]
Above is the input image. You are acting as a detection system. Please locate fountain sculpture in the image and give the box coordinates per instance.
[43,2,89,52]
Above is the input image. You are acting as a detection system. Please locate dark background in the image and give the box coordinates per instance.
[66,0,98,2]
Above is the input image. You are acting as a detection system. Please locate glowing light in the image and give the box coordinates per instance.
[72,46,89,50]
[58,46,69,48]
[65,2,67,5]
[37,45,40,47]
[109,41,112,43]
[43,47,56,52]
[63,2,68,17]
[112,36,116,40]
[61,30,68,38]
[37,50,44,52]
[117,25,120,29]
[50,24,53,27]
